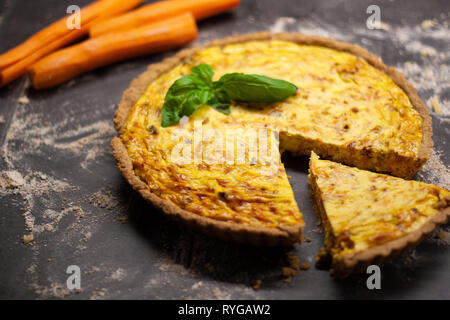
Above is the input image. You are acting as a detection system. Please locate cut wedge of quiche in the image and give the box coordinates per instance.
[112,32,433,246]
[309,152,450,277]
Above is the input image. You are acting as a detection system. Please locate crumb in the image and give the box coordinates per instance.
[421,19,436,29]
[0,170,26,189]
[191,281,203,290]
[430,227,450,246]
[117,215,128,224]
[252,279,262,290]
[283,278,291,284]
[66,79,76,88]
[109,268,126,281]
[82,232,92,242]
[311,227,322,233]
[305,237,311,242]
[437,230,448,240]
[421,47,437,57]
[401,250,421,266]
[282,267,297,277]
[300,263,311,271]
[47,258,52,262]
[90,288,107,300]
[89,189,120,211]
[430,96,441,113]
[23,233,34,244]
[286,252,299,269]
[17,96,30,105]
[379,22,390,31]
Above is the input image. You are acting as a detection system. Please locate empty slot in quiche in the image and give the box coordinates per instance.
[309,152,450,277]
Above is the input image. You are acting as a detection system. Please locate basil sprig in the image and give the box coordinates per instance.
[161,64,297,127]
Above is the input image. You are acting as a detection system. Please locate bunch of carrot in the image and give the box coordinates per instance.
[0,0,240,90]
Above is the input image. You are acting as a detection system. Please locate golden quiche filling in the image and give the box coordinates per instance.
[309,152,450,275]
[120,39,427,234]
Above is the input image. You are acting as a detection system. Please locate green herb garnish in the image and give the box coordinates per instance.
[161,64,297,127]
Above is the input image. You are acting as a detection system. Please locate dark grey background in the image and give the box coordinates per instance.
[0,0,449,299]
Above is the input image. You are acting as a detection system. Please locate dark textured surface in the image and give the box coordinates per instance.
[0,0,449,299]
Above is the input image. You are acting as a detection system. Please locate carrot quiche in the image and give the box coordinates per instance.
[112,32,432,246]
[309,152,450,277]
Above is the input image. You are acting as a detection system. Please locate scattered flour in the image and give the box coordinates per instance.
[109,268,127,281]
[17,95,30,105]
[0,170,26,190]
[0,169,76,233]
[417,149,450,190]
[0,82,119,298]
[31,282,78,299]
[89,189,121,210]
[2,99,116,168]
[270,17,296,33]
[90,288,107,300]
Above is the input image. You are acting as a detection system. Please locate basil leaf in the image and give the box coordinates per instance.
[161,64,298,127]
[161,75,211,127]
[180,89,211,116]
[207,88,231,115]
[217,73,297,103]
[191,64,214,84]
[166,74,209,95]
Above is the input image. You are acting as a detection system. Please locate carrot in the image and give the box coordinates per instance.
[1,27,90,87]
[89,0,240,37]
[1,17,97,87]
[29,13,198,90]
[0,0,143,71]
[0,0,143,87]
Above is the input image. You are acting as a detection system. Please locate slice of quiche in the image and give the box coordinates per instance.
[309,152,450,277]
[112,32,433,245]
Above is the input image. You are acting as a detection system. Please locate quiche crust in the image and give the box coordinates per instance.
[309,152,450,278]
[112,32,433,246]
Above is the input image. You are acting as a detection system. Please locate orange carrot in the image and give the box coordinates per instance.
[1,17,98,87]
[29,13,198,90]
[0,0,143,71]
[90,0,240,37]
[1,27,90,87]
